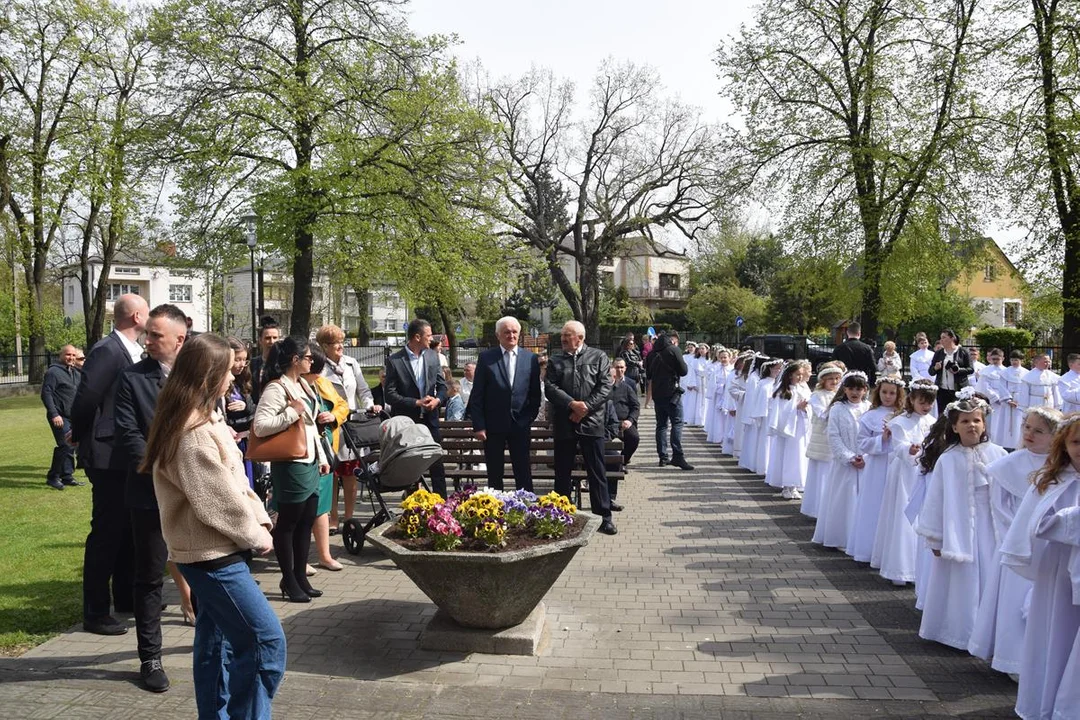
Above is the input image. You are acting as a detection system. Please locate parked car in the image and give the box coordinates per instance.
[458,338,479,349]
[742,334,834,370]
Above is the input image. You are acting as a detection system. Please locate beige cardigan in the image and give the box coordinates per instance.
[251,375,326,465]
[153,412,271,564]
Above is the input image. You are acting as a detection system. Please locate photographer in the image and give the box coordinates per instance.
[644,332,693,470]
[929,329,973,414]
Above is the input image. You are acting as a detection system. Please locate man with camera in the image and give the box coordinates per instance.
[645,331,693,471]
[930,328,974,414]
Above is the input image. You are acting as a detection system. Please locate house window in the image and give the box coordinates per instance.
[1003,301,1021,327]
[105,283,140,301]
[67,285,74,304]
[113,266,139,276]
[659,273,681,290]
[169,284,192,303]
[984,262,996,282]
[385,319,395,331]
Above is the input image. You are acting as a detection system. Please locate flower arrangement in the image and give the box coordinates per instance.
[393,485,579,551]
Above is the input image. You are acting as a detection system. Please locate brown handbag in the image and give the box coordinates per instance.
[245,380,308,462]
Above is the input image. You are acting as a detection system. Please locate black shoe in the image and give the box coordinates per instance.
[299,584,323,598]
[658,458,668,467]
[609,502,624,512]
[140,658,170,693]
[61,477,85,486]
[46,478,65,491]
[598,519,618,535]
[279,579,311,603]
[83,616,127,636]
[671,458,695,471]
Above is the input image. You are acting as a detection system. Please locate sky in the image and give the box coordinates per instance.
[406,0,757,126]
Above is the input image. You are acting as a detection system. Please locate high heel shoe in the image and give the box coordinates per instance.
[278,579,311,603]
[298,584,323,598]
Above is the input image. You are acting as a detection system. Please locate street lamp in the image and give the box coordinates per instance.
[240,211,259,344]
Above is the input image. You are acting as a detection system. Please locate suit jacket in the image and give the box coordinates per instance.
[610,377,640,424]
[832,338,877,384]
[70,332,136,471]
[931,346,974,390]
[468,346,541,433]
[545,345,613,439]
[384,347,448,429]
[41,362,80,420]
[114,358,166,510]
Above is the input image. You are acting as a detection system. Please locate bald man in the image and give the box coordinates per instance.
[71,293,148,636]
[41,344,82,490]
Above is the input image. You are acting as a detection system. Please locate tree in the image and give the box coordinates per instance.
[685,284,767,337]
[0,0,99,380]
[717,0,986,340]
[482,62,723,338]
[153,0,467,337]
[768,255,856,335]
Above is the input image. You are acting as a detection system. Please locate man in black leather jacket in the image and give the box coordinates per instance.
[645,332,694,470]
[545,321,616,535]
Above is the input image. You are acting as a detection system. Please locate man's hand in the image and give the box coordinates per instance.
[621,419,632,430]
[569,400,588,423]
[474,429,487,442]
[419,395,440,411]
[50,415,63,428]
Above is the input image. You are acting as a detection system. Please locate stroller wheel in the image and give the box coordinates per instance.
[342,518,365,555]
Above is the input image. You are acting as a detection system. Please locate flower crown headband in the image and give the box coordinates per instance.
[1056,413,1080,434]
[841,370,868,383]
[1024,405,1064,429]
[761,358,785,369]
[817,365,843,378]
[945,387,989,414]
[908,380,939,392]
[874,376,906,388]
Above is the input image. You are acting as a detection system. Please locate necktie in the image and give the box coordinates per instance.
[504,350,514,386]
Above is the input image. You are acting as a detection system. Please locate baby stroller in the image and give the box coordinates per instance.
[340,415,445,555]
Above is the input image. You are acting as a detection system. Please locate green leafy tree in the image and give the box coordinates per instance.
[768,255,856,335]
[685,284,767,337]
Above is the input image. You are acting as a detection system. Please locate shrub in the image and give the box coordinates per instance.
[974,327,1034,352]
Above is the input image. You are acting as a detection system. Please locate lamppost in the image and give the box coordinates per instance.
[240,211,259,344]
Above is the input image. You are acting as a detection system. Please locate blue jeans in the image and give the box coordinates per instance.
[178,560,286,720]
[654,394,684,462]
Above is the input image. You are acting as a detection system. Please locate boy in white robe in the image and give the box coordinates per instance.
[681,343,699,425]
[1017,353,1062,411]
[914,391,1008,650]
[976,348,1018,449]
[1060,353,1080,414]
[1003,351,1028,445]
[909,333,935,382]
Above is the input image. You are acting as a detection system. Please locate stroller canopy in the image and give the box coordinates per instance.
[377,416,445,490]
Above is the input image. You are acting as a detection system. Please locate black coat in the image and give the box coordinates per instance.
[113,358,165,510]
[70,332,136,471]
[384,347,448,430]
[468,346,541,433]
[930,346,974,390]
[545,345,613,439]
[41,362,80,420]
[832,338,877,384]
[610,377,640,424]
[645,338,688,400]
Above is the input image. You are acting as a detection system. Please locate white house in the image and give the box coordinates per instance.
[62,249,211,331]
[555,235,691,309]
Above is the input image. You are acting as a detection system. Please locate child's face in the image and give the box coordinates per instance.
[798,367,811,384]
[1070,359,1080,373]
[1022,415,1054,454]
[877,383,898,407]
[1011,357,1022,367]
[1067,426,1080,471]
[770,364,781,378]
[989,353,1003,366]
[821,375,840,393]
[912,396,934,416]
[231,350,247,378]
[845,385,866,404]
[917,338,929,350]
[952,411,985,447]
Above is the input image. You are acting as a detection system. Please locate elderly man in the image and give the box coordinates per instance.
[546,321,616,535]
[469,317,541,491]
[41,344,83,490]
[70,293,149,636]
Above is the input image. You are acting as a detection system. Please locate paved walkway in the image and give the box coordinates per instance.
[0,412,1018,718]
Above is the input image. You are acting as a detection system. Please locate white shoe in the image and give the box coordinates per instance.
[780,487,793,499]
[791,489,802,500]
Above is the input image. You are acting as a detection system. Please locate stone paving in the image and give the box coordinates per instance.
[0,413,1019,718]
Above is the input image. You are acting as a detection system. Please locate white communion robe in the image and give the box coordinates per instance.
[872,411,935,580]
[739,374,763,472]
[769,383,811,491]
[910,348,935,382]
[682,353,700,426]
[814,400,869,550]
[1001,468,1080,720]
[1017,368,1063,412]
[914,441,1009,650]
[801,389,834,519]
[849,405,896,562]
[977,363,1020,449]
[1003,364,1028,447]
[726,374,748,458]
[1060,369,1080,414]
[694,357,710,426]
[968,449,1046,674]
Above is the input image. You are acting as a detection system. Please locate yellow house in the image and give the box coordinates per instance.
[948,238,1026,328]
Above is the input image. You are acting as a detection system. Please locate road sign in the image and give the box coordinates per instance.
[735,316,744,328]
[455,324,462,333]
[647,326,656,337]
[402,322,408,331]
[531,327,539,338]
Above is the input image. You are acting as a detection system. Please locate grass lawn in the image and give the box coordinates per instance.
[0,395,90,654]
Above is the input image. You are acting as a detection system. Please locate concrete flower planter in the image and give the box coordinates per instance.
[367,513,600,653]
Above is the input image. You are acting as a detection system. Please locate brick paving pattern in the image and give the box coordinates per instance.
[0,412,1018,718]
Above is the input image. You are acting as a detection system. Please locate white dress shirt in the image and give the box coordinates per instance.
[113,329,143,363]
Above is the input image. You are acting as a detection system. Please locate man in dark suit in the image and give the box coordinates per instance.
[609,358,641,467]
[468,316,541,491]
[249,316,280,405]
[832,321,877,384]
[385,319,449,497]
[113,304,187,692]
[930,328,974,414]
[546,321,616,535]
[70,293,148,636]
[40,344,82,490]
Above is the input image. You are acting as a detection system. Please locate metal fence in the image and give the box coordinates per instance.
[0,353,54,385]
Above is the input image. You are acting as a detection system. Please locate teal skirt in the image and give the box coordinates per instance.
[269,461,319,507]
[316,471,333,516]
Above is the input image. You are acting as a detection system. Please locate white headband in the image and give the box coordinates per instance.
[875,376,906,388]
[841,371,868,383]
[817,366,843,378]
[908,380,939,392]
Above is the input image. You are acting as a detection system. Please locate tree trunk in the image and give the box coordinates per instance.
[438,304,457,368]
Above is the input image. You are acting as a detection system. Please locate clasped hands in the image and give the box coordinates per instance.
[568,400,589,423]
[416,395,440,411]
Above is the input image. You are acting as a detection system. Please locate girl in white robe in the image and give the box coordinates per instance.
[771,360,812,499]
[873,380,937,583]
[802,362,843,519]
[727,355,753,460]
[968,407,1061,677]
[1004,351,1029,447]
[977,349,1019,449]
[814,371,870,550]
[682,344,700,427]
[694,344,710,427]
[913,394,1008,651]
[1000,417,1080,720]
[755,360,784,478]
[849,377,906,562]
[909,333,935,381]
[739,360,764,472]
[707,350,733,444]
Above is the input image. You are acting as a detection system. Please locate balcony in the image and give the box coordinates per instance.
[627,286,689,301]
